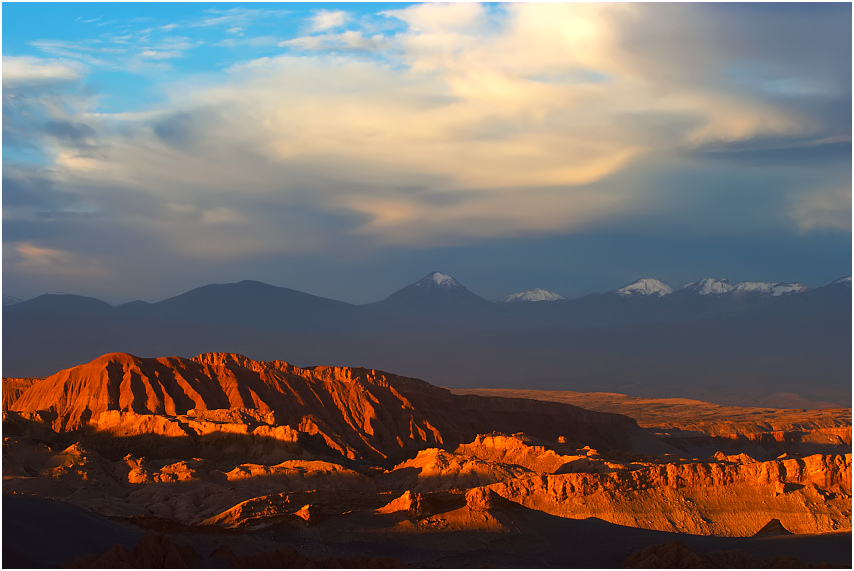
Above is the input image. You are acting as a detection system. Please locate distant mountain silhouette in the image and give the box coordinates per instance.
[9,293,113,315]
[116,280,354,331]
[4,273,850,407]
[372,271,492,312]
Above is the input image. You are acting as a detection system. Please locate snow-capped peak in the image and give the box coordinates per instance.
[499,288,565,303]
[733,282,807,296]
[831,276,852,286]
[616,278,673,297]
[679,278,734,295]
[415,271,462,289]
[3,295,23,306]
[733,282,774,294]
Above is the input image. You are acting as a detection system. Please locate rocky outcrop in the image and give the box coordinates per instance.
[455,433,582,473]
[379,448,530,492]
[11,352,664,461]
[455,388,853,459]
[752,518,792,537]
[377,490,424,517]
[3,377,38,409]
[488,453,851,536]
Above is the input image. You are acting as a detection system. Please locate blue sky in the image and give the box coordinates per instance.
[3,2,851,303]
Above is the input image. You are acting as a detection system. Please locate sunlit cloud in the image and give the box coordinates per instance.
[49,2,837,248]
[308,9,349,33]
[3,3,849,300]
[2,55,84,86]
[12,242,108,277]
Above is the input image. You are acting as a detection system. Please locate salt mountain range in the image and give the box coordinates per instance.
[4,271,851,407]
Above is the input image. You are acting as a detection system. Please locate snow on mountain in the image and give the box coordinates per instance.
[733,282,775,295]
[499,289,565,303]
[679,278,734,295]
[380,271,488,310]
[830,276,852,286]
[733,282,807,296]
[770,283,807,296]
[415,271,462,289]
[3,295,23,306]
[616,278,673,297]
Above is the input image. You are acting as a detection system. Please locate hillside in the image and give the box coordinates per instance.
[10,352,664,461]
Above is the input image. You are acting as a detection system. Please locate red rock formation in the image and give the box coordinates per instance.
[3,377,38,409]
[455,388,853,459]
[12,352,662,461]
[488,452,851,535]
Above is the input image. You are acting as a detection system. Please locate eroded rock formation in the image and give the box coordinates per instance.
[2,351,851,564]
[9,352,665,461]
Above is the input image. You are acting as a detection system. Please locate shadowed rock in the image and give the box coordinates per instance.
[752,518,793,537]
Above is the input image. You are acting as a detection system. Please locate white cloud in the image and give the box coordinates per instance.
[281,31,386,52]
[8,3,849,263]
[140,50,182,60]
[309,9,348,33]
[216,36,281,49]
[2,55,84,87]
[383,3,485,32]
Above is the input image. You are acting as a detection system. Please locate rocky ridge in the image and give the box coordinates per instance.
[10,352,663,461]
[2,351,851,564]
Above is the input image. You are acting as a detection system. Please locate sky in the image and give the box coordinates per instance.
[3,2,851,304]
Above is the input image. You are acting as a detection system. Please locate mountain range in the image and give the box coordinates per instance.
[4,271,851,407]
[4,271,844,308]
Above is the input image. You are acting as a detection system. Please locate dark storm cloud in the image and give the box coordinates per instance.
[153,112,196,149]
[1,168,88,217]
[43,120,96,146]
[690,139,852,167]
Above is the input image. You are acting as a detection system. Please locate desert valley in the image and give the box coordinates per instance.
[3,273,852,568]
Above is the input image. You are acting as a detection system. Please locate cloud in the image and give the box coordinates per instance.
[791,187,853,233]
[140,49,183,60]
[215,36,281,49]
[3,2,849,288]
[196,7,289,30]
[382,3,485,32]
[281,31,386,53]
[2,55,84,87]
[11,242,107,277]
[200,207,246,225]
[309,9,348,33]
[152,112,196,148]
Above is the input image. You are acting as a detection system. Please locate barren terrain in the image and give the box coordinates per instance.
[4,352,851,567]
